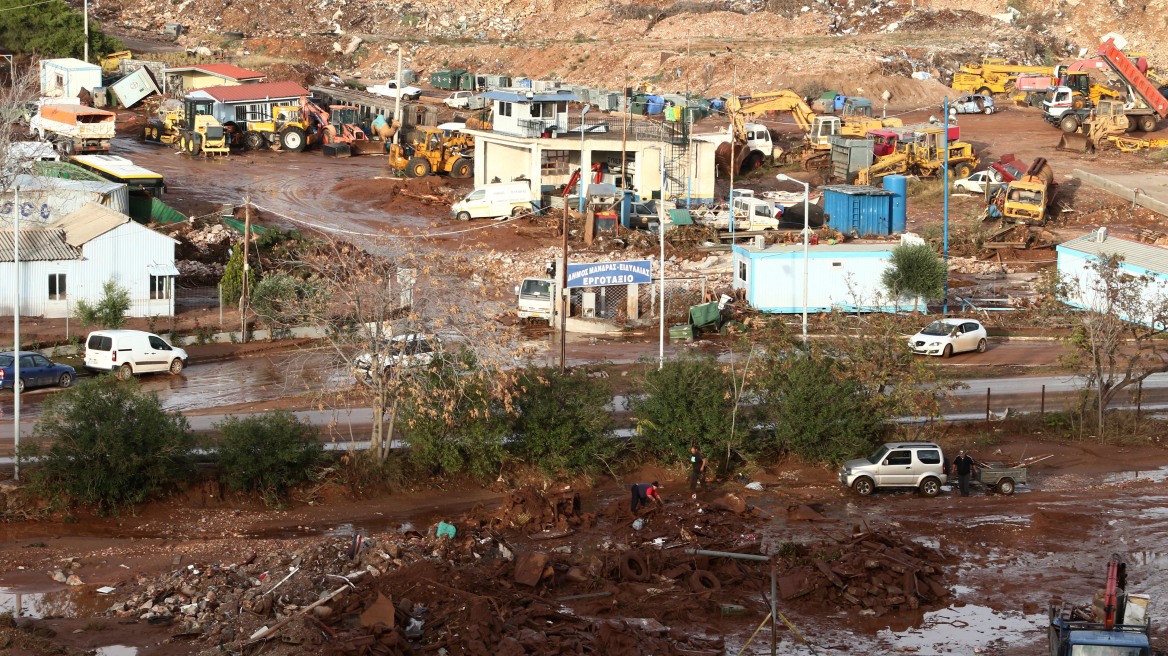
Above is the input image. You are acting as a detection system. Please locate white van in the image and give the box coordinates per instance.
[451,182,533,220]
[84,330,189,380]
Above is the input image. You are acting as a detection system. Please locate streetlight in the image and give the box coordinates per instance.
[578,104,591,214]
[11,183,20,481]
[776,173,810,346]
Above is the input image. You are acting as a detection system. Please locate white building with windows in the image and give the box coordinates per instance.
[464,90,716,206]
[0,203,179,319]
[186,81,309,126]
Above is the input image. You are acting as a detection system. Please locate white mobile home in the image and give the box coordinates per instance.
[0,203,178,318]
[1057,228,1168,325]
[40,58,102,99]
[732,241,922,313]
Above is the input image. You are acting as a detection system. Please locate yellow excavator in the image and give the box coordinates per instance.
[837,97,902,136]
[388,126,474,178]
[855,126,978,186]
[722,91,843,172]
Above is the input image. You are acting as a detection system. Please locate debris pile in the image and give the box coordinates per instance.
[776,528,951,616]
[104,486,953,654]
[177,260,226,283]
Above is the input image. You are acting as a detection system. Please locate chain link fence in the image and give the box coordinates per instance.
[568,277,707,327]
[175,284,221,311]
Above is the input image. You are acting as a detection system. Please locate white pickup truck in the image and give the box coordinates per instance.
[30,99,115,155]
[694,196,782,231]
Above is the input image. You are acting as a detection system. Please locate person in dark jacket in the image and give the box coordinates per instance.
[630,481,662,513]
[953,450,977,497]
[689,446,708,495]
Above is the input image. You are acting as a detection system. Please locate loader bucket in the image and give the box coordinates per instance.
[350,139,386,156]
[1056,133,1093,153]
[323,143,352,158]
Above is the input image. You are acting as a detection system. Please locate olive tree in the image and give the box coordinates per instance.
[882,243,947,311]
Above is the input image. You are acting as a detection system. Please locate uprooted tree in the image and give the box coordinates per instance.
[258,236,519,463]
[1059,254,1168,438]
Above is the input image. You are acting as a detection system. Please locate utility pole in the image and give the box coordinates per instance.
[12,186,20,481]
[240,196,251,344]
[942,97,950,315]
[657,140,666,370]
[559,203,568,373]
[82,0,89,64]
[393,46,403,145]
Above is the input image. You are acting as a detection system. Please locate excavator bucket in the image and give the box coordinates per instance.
[350,139,385,156]
[323,143,352,158]
[1056,133,1093,153]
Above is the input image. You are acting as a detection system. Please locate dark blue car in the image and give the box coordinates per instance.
[0,351,76,393]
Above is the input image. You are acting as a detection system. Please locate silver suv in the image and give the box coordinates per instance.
[839,442,948,497]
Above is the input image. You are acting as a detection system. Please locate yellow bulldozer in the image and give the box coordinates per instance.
[239,104,312,151]
[1055,99,1130,153]
[143,98,229,156]
[856,126,979,186]
[388,126,474,178]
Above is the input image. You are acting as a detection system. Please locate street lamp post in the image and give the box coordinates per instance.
[12,185,20,481]
[776,174,810,346]
[578,104,591,214]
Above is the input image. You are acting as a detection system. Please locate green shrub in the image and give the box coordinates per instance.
[510,368,616,476]
[629,355,734,463]
[215,411,323,507]
[74,280,130,329]
[750,352,882,465]
[28,377,193,514]
[0,0,123,58]
[219,246,257,307]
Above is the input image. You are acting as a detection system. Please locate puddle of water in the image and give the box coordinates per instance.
[964,513,1031,528]
[0,586,113,619]
[1103,466,1168,485]
[94,646,138,656]
[879,604,1045,654]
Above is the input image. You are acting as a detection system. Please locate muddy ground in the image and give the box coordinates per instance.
[0,435,1166,655]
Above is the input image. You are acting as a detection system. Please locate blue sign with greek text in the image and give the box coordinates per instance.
[566,259,652,288]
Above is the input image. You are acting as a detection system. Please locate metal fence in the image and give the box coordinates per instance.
[175,284,221,311]
[567,277,707,327]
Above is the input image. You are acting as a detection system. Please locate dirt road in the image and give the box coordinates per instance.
[0,435,1164,655]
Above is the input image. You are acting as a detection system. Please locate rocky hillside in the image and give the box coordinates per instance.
[89,0,1164,107]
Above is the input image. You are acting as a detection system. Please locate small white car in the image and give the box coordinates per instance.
[839,442,948,497]
[908,318,987,357]
[953,170,993,194]
[443,91,473,109]
[354,333,440,379]
[951,93,996,115]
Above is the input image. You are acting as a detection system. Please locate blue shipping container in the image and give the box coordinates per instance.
[822,185,895,236]
[883,175,907,233]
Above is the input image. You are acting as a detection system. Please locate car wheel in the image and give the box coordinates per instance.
[941,344,952,358]
[977,338,987,353]
[919,477,941,497]
[456,211,471,221]
[984,106,993,115]
[116,363,134,381]
[852,477,875,496]
[996,478,1015,495]
[169,358,184,375]
[16,378,25,394]
[58,373,73,388]
[511,205,527,217]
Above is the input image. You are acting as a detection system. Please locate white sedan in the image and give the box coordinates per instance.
[953,170,994,194]
[908,318,987,357]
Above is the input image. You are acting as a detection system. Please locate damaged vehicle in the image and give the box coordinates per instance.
[354,333,440,380]
[950,93,997,115]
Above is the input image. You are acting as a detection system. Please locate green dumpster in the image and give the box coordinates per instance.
[688,301,721,332]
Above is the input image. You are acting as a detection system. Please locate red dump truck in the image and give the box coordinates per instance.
[30,100,116,154]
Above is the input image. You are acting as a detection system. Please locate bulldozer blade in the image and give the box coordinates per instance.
[323,143,352,158]
[1056,133,1094,153]
[350,140,386,156]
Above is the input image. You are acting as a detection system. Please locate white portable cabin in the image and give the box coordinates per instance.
[40,58,102,99]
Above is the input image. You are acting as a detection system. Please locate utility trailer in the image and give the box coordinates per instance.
[973,464,1027,494]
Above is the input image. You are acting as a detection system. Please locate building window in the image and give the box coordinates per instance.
[150,275,172,300]
[541,150,570,175]
[235,105,248,121]
[737,261,747,282]
[530,103,542,119]
[499,101,512,117]
[47,273,66,300]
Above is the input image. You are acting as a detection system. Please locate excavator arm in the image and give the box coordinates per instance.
[298,96,336,140]
[856,151,907,186]
[734,91,816,132]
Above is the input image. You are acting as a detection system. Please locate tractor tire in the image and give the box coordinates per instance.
[978,86,993,97]
[179,134,188,152]
[1059,115,1080,134]
[954,163,973,179]
[406,156,431,178]
[688,570,722,593]
[192,134,203,155]
[244,130,266,150]
[281,127,307,152]
[451,158,472,179]
[619,552,650,582]
[1137,114,1158,133]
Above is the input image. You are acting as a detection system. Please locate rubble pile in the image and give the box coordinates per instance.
[948,256,1012,275]
[177,260,226,283]
[103,487,953,654]
[776,528,952,616]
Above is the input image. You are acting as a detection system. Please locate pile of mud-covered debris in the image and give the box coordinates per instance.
[103,486,954,655]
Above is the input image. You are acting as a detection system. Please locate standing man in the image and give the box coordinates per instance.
[689,445,707,497]
[953,449,976,497]
[630,481,663,513]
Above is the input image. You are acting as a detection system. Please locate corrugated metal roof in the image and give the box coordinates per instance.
[193,81,308,103]
[163,64,266,80]
[479,90,577,102]
[0,228,79,262]
[52,202,129,247]
[13,173,123,194]
[822,185,894,196]
[1057,231,1168,275]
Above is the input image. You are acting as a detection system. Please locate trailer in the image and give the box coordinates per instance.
[39,58,102,99]
[973,464,1027,494]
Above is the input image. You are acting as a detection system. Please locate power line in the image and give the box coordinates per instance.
[0,0,58,12]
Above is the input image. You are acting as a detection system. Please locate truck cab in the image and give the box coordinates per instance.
[516,278,554,323]
[1049,608,1154,656]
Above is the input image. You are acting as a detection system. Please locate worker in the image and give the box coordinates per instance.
[689,446,707,496]
[953,450,976,497]
[630,481,663,513]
